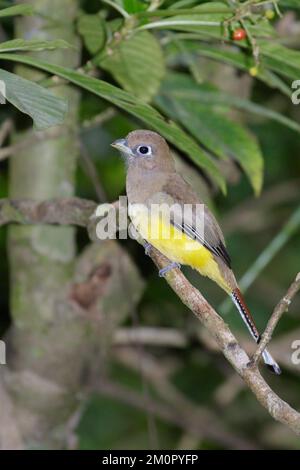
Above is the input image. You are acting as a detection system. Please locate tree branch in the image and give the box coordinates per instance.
[1,196,300,435]
[0,127,65,161]
[0,118,13,147]
[145,246,300,436]
[0,197,97,227]
[252,272,300,365]
[113,326,188,348]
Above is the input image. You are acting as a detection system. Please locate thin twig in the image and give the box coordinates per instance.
[79,142,108,203]
[114,326,188,348]
[81,107,116,130]
[220,204,300,315]
[0,127,65,161]
[0,108,117,162]
[0,118,13,147]
[222,179,300,235]
[144,245,300,436]
[252,272,300,365]
[148,0,166,11]
[240,205,300,292]
[113,347,257,449]
[97,378,216,444]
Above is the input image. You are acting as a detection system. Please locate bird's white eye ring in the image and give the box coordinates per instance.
[136,145,152,156]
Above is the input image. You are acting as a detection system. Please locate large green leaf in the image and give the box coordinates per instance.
[139,1,229,38]
[0,4,33,18]
[0,68,67,129]
[143,0,295,78]
[0,52,225,192]
[139,2,274,39]
[77,13,106,55]
[156,73,264,194]
[258,41,300,81]
[100,31,165,103]
[139,0,299,84]
[122,0,147,13]
[0,38,72,53]
[173,42,291,97]
[187,36,300,83]
[158,72,300,133]
[280,0,300,9]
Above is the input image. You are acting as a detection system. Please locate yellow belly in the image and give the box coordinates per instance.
[129,206,229,292]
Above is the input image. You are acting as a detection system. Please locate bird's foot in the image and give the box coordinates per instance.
[144,242,152,256]
[159,262,181,278]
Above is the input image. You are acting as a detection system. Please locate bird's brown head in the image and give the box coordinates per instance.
[111,130,175,172]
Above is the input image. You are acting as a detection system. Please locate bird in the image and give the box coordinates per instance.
[111,129,281,375]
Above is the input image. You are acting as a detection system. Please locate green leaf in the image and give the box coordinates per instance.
[139,2,274,41]
[0,4,34,18]
[280,0,300,9]
[77,14,106,55]
[100,31,165,103]
[0,53,225,192]
[108,18,124,35]
[258,41,300,81]
[172,0,199,7]
[165,20,300,83]
[187,43,291,96]
[0,68,67,130]
[165,39,290,96]
[0,38,72,53]
[170,36,300,84]
[157,71,300,132]
[122,0,147,13]
[138,2,227,36]
[156,73,264,194]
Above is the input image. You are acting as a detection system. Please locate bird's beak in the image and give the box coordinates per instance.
[111,138,130,154]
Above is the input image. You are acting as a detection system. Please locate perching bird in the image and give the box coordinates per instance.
[112,130,281,375]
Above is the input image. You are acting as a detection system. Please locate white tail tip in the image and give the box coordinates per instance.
[262,349,282,375]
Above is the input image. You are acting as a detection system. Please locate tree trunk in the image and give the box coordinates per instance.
[0,0,144,450]
[6,0,81,449]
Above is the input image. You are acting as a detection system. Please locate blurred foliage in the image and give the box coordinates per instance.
[0,0,300,450]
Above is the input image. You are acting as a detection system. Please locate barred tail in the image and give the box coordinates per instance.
[231,288,281,375]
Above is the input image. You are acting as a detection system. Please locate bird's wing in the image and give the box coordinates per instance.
[159,174,232,269]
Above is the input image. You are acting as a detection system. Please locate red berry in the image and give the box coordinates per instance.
[232,28,246,41]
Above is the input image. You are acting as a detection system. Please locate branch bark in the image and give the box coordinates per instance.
[252,272,300,365]
[147,247,300,436]
[0,197,97,227]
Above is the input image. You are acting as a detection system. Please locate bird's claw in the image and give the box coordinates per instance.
[144,243,152,256]
[159,262,181,278]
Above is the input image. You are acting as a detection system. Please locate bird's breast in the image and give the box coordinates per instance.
[128,203,229,291]
[129,203,210,266]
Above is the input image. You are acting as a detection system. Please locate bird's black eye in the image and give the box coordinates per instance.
[137,145,151,156]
